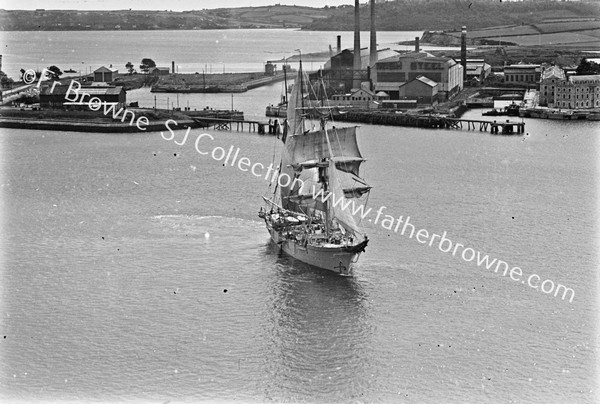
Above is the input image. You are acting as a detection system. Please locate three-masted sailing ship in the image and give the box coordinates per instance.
[259,62,370,275]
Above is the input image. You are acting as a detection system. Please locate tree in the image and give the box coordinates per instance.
[125,61,136,75]
[575,58,600,76]
[46,65,63,80]
[1,73,14,89]
[140,58,156,74]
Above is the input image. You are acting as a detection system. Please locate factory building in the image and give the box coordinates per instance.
[554,75,600,109]
[503,64,542,87]
[373,50,463,101]
[40,85,126,109]
[539,65,566,107]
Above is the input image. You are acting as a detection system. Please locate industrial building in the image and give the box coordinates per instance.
[554,75,600,109]
[40,85,126,109]
[539,65,566,107]
[316,48,397,94]
[503,64,541,87]
[398,75,439,105]
[150,67,170,76]
[93,66,118,83]
[372,50,463,102]
[463,58,492,85]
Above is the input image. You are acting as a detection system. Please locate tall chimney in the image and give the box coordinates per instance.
[353,0,361,90]
[337,35,341,53]
[369,0,377,67]
[415,36,420,53]
[172,61,175,74]
[461,26,467,81]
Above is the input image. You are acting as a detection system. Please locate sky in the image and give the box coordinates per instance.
[0,0,356,10]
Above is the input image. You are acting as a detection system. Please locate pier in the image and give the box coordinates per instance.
[190,113,525,135]
[191,117,284,135]
[333,111,525,134]
[446,118,526,134]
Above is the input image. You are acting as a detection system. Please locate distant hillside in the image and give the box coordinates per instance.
[0,6,332,31]
[1,1,599,32]
[307,0,600,32]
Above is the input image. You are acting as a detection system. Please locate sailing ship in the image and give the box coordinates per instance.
[258,62,370,275]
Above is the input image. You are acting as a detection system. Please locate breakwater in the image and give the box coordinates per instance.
[151,71,288,93]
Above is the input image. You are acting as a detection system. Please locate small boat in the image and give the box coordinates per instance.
[265,102,287,118]
[483,103,520,117]
[547,110,573,120]
[265,66,290,118]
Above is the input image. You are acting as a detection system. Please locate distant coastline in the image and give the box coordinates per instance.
[1,1,599,34]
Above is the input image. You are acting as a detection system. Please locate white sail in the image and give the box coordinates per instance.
[287,69,306,137]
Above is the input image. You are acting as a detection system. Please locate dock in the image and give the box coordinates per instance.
[446,118,526,134]
[191,117,283,135]
[333,111,525,134]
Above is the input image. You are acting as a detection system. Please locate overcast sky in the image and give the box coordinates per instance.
[2,0,356,10]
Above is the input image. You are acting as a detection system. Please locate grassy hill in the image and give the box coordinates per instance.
[0,6,331,31]
[1,1,599,32]
[307,0,600,32]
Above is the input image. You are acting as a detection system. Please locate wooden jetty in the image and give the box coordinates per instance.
[188,111,525,136]
[191,117,283,135]
[446,118,526,134]
[333,111,525,134]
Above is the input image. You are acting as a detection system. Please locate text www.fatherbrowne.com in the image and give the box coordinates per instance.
[310,182,575,303]
[39,75,574,303]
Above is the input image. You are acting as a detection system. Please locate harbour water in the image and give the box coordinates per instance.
[1,30,599,403]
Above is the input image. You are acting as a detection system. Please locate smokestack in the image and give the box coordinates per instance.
[353,0,361,89]
[369,0,377,67]
[337,35,341,53]
[172,61,175,74]
[415,36,420,53]
[461,26,467,81]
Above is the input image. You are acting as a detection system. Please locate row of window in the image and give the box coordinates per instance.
[506,74,536,82]
[377,61,444,71]
[558,94,596,100]
[378,72,443,83]
[557,100,600,108]
[557,86,600,93]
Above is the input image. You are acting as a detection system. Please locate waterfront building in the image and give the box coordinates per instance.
[93,66,118,83]
[554,74,600,109]
[330,85,378,109]
[372,50,463,101]
[398,75,439,105]
[317,48,397,94]
[40,85,126,109]
[503,63,541,87]
[463,58,492,86]
[150,67,170,76]
[539,65,566,107]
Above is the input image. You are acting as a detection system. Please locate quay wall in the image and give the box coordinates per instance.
[0,117,199,133]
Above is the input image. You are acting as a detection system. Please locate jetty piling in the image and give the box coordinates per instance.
[191,117,270,134]
[333,111,525,134]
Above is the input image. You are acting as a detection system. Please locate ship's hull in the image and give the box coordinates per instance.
[268,227,357,275]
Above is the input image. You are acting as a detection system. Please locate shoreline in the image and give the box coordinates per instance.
[0,116,198,133]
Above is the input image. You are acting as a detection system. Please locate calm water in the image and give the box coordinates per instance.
[1,30,599,403]
[0,29,426,78]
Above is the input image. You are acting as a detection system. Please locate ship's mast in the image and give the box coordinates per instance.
[283,62,288,105]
